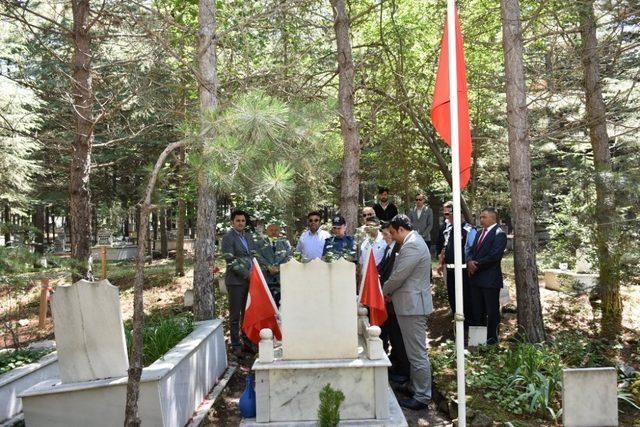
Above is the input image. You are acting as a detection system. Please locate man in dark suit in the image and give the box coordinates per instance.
[221,210,255,356]
[467,207,507,344]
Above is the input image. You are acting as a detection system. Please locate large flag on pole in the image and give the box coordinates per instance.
[430,7,473,189]
[358,248,387,326]
[433,2,469,425]
[242,258,282,344]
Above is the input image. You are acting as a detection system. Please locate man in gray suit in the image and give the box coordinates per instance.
[407,192,434,250]
[221,210,255,357]
[383,214,434,410]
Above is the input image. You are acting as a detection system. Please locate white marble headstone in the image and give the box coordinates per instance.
[51,279,129,383]
[562,367,618,427]
[468,326,487,347]
[280,258,358,359]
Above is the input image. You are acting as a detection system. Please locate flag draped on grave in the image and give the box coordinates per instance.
[431,6,473,189]
[243,258,281,344]
[359,248,387,326]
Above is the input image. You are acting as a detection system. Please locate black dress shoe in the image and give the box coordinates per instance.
[399,398,429,410]
[392,384,413,397]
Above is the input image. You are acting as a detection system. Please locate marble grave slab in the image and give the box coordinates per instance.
[51,279,129,383]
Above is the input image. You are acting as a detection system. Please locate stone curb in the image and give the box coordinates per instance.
[186,363,237,427]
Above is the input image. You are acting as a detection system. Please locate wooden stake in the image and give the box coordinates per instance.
[101,245,108,279]
[38,278,50,329]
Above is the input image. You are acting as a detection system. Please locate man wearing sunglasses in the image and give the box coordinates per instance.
[296,211,331,261]
[407,193,434,250]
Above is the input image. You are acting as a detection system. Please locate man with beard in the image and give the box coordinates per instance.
[373,187,398,222]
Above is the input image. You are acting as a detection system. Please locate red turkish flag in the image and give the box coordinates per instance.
[359,249,387,326]
[431,7,473,189]
[242,258,282,344]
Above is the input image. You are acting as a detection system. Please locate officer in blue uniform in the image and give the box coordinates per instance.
[322,215,356,262]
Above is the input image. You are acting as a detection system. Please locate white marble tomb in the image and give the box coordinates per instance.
[245,259,406,426]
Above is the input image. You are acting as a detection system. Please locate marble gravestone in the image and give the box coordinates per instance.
[247,258,406,426]
[562,367,618,427]
[51,279,129,383]
[280,258,358,359]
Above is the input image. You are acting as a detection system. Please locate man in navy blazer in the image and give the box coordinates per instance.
[467,207,507,344]
[221,210,256,356]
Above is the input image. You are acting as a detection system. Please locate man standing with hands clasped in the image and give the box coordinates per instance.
[467,207,507,344]
[383,214,433,411]
[221,210,255,357]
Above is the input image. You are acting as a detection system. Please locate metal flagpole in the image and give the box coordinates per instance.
[447,0,467,425]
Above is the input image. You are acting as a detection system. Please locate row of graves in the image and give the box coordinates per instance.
[3,257,617,426]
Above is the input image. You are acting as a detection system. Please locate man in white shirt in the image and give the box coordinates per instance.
[296,211,331,261]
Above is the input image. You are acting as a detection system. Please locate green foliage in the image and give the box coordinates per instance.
[317,383,345,427]
[0,348,52,375]
[432,340,564,420]
[124,313,194,367]
[0,245,67,286]
[0,20,42,208]
[550,330,612,367]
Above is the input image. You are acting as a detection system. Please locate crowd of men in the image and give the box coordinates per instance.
[221,187,507,411]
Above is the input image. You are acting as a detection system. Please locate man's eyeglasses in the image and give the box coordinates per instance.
[308,218,320,223]
[362,213,374,218]
[415,198,424,201]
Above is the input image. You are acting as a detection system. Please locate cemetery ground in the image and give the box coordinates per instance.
[2,255,640,426]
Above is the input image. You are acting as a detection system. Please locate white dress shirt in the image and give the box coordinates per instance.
[360,232,386,266]
[296,229,331,260]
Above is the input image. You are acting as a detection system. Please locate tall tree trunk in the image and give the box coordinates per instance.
[193,0,218,320]
[159,208,168,258]
[152,211,158,252]
[123,207,130,238]
[578,0,621,339]
[33,204,45,255]
[501,0,545,342]
[4,205,10,246]
[69,0,94,281]
[45,206,51,245]
[135,205,141,245]
[51,212,56,243]
[176,149,186,276]
[123,139,187,426]
[91,207,98,246]
[331,0,360,235]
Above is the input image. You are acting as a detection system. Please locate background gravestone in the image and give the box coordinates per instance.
[51,279,129,383]
[562,367,618,427]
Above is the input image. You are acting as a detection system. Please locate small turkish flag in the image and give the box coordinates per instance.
[431,6,473,189]
[358,249,387,326]
[242,258,281,344]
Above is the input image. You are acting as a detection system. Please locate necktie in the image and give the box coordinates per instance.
[383,244,391,260]
[476,228,487,248]
[239,233,249,252]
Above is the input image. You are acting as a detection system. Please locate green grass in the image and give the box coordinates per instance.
[124,313,194,367]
